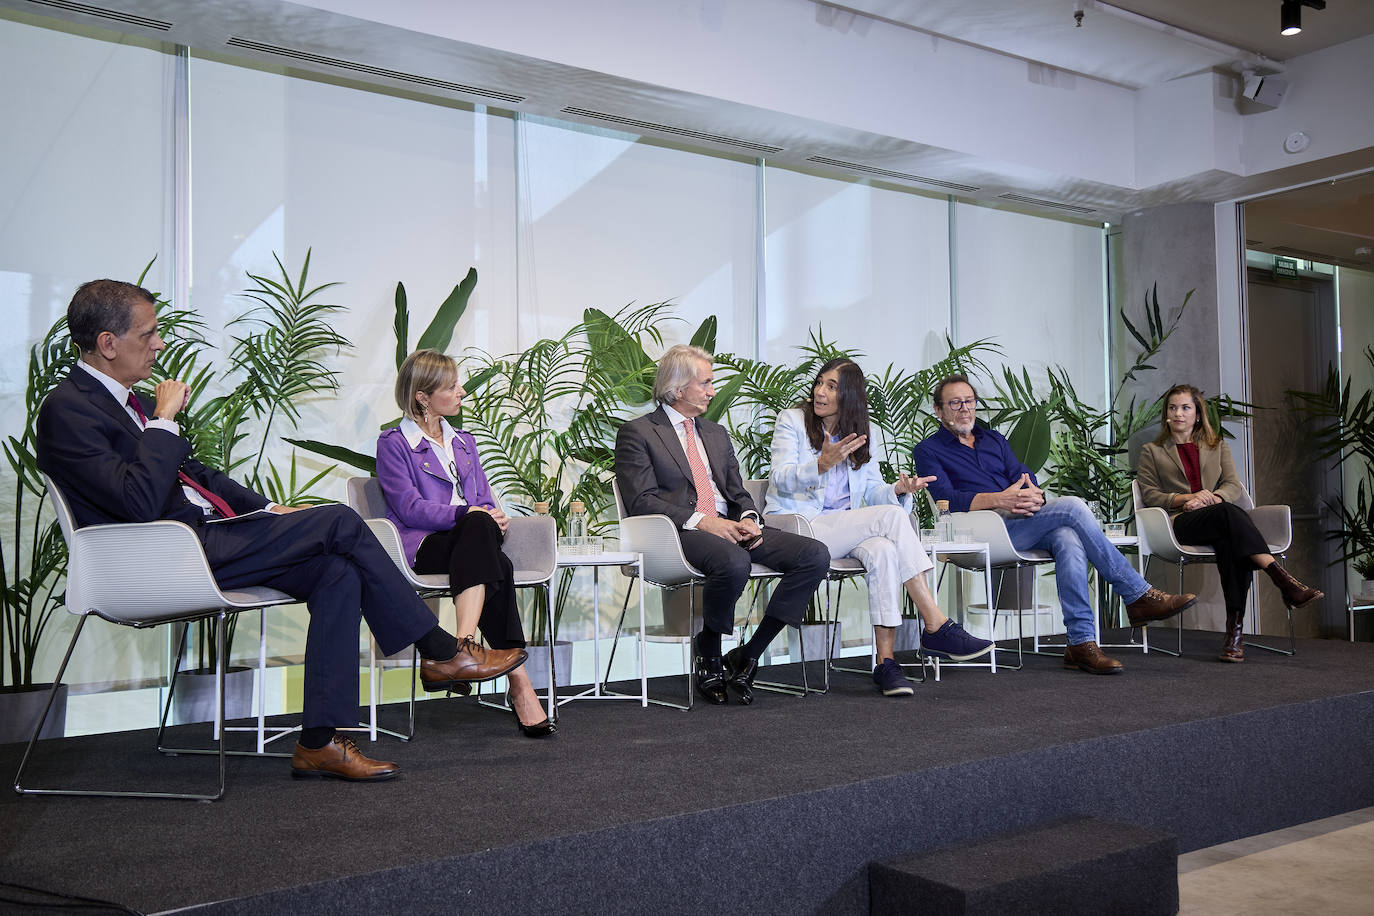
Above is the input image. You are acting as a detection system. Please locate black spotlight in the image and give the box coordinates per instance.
[1282,0,1327,37]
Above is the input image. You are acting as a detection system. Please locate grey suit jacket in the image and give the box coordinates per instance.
[1136,438,1244,518]
[614,406,757,528]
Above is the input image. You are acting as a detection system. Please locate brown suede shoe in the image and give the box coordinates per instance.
[1219,610,1245,663]
[291,735,398,781]
[1264,562,1323,610]
[1063,640,1124,675]
[1126,587,1197,627]
[420,636,527,692]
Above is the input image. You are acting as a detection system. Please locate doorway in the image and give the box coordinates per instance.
[1245,268,1343,636]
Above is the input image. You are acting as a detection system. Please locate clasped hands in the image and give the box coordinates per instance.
[1181,489,1221,512]
[995,474,1045,516]
[467,504,511,533]
[698,514,763,546]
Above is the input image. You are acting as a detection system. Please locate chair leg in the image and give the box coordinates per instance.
[1243,559,1298,656]
[17,614,231,801]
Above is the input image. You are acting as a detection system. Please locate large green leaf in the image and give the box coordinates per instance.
[1005,404,1052,475]
[690,315,718,353]
[284,438,376,474]
[416,267,477,354]
[393,282,410,369]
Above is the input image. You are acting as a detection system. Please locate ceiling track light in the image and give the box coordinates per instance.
[1281,0,1326,37]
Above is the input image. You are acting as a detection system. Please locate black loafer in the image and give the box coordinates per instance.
[723,646,757,706]
[694,654,728,705]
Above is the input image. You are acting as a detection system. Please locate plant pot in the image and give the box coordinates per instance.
[786,621,843,664]
[892,617,924,653]
[523,641,574,690]
[170,666,255,726]
[993,567,1039,610]
[0,683,68,744]
[1361,579,1374,597]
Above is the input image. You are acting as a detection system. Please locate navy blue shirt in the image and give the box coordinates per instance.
[912,425,1038,513]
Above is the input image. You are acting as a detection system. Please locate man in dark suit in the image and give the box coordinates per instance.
[615,344,829,705]
[37,279,523,781]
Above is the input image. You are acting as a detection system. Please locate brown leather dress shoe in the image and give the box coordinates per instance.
[420,636,527,692]
[291,735,398,781]
[1063,640,1124,675]
[1126,587,1197,627]
[1219,610,1245,663]
[1264,562,1323,609]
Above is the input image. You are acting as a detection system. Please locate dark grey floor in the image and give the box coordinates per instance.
[3,629,1374,915]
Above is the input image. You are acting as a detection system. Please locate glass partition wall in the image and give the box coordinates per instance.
[1,13,1109,734]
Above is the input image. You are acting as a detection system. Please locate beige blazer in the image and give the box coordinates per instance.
[1136,438,1244,518]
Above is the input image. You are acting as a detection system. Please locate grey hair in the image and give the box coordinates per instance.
[653,344,713,405]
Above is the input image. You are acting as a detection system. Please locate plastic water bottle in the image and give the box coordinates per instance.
[567,500,588,544]
[936,500,953,543]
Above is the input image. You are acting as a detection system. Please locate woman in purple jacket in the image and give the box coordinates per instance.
[376,350,554,737]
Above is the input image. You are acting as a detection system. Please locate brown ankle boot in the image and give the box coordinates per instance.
[1219,610,1244,663]
[1264,563,1323,609]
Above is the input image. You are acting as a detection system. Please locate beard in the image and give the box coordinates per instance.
[945,415,974,436]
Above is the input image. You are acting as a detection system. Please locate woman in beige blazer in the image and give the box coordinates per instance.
[1136,384,1321,662]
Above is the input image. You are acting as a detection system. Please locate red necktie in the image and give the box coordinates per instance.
[127,393,237,519]
[681,419,718,518]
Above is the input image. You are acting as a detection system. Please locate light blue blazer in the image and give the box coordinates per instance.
[764,407,910,519]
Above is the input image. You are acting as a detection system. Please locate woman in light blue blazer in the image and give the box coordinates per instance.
[765,358,993,697]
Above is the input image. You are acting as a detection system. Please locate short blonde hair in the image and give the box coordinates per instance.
[654,344,712,405]
[395,349,458,422]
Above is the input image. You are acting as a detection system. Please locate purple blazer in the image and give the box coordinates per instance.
[375,423,497,567]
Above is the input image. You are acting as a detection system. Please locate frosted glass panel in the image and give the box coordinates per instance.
[764,168,951,376]
[953,203,1106,407]
[517,116,757,355]
[0,18,172,403]
[190,55,518,489]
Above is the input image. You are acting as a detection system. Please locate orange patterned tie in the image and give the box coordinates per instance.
[681,419,718,518]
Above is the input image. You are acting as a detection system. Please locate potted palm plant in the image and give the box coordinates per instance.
[1,316,77,742]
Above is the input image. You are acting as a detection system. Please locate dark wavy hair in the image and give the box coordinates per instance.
[1155,383,1221,448]
[800,357,871,470]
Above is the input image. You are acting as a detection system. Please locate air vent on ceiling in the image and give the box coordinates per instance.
[996,193,1097,214]
[806,156,980,193]
[225,37,525,104]
[561,107,783,154]
[25,0,171,30]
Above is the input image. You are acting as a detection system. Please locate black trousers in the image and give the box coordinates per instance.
[413,510,526,650]
[678,523,830,635]
[1171,502,1271,615]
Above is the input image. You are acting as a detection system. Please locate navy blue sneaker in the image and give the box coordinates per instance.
[872,658,914,697]
[921,620,994,661]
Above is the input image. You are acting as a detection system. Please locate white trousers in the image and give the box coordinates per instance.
[807,504,934,628]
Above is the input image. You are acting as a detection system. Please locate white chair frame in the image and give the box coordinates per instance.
[13,474,295,801]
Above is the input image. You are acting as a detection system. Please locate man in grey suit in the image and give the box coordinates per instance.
[615,345,829,705]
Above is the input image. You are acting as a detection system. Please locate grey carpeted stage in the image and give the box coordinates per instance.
[3,629,1374,915]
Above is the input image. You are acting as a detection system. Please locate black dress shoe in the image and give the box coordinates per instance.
[723,646,757,706]
[694,654,728,705]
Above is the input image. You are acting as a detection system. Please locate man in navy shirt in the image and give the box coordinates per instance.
[913,375,1195,674]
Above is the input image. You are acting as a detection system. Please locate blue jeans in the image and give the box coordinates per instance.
[1004,496,1149,645]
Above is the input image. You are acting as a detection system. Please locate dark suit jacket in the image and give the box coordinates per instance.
[615,406,757,528]
[36,369,268,532]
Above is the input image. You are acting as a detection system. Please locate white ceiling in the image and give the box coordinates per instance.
[5,0,1374,265]
[830,0,1374,88]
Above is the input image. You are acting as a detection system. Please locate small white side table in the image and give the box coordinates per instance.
[554,551,647,708]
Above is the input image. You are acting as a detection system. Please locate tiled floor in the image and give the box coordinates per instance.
[1178,806,1374,915]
